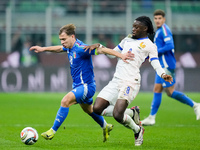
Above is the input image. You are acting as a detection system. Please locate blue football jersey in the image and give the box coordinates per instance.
[63,39,96,88]
[154,23,176,69]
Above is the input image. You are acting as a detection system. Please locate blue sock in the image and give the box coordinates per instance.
[89,112,104,128]
[171,91,194,107]
[150,93,162,115]
[52,106,69,131]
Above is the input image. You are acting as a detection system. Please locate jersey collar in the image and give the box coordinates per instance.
[137,37,148,40]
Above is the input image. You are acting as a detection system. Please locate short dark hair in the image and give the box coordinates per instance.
[59,24,76,35]
[135,16,154,35]
[154,9,165,17]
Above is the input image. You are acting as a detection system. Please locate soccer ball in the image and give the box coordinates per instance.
[20,127,39,145]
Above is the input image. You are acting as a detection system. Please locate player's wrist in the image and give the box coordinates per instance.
[161,73,166,78]
[98,43,103,48]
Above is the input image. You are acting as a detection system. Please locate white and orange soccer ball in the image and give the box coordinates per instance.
[20,127,38,145]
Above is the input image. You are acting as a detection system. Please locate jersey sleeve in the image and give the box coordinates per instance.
[76,44,96,57]
[81,47,96,57]
[62,47,68,51]
[157,25,174,54]
[114,37,127,52]
[149,44,159,62]
[150,59,166,77]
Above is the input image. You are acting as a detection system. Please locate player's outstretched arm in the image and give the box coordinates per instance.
[84,43,102,54]
[97,47,134,63]
[151,59,173,83]
[29,45,63,53]
[84,43,134,62]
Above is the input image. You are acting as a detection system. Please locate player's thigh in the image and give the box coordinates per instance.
[72,83,96,105]
[153,83,163,93]
[93,97,110,114]
[97,80,118,106]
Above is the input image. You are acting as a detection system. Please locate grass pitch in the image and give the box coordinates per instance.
[0,92,200,150]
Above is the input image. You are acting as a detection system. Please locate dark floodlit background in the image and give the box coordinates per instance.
[0,0,200,92]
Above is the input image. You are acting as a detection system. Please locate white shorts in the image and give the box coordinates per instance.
[97,77,140,105]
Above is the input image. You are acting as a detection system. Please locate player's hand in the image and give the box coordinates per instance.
[162,74,173,84]
[29,46,45,53]
[121,51,135,63]
[84,43,100,54]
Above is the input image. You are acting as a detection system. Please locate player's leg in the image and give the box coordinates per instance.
[141,74,163,126]
[100,103,140,123]
[113,99,144,146]
[113,81,141,128]
[92,79,121,142]
[101,105,114,116]
[94,78,118,117]
[166,85,194,106]
[165,85,200,120]
[113,99,140,131]
[78,83,113,142]
[93,97,114,142]
[115,105,141,125]
[99,78,141,120]
[41,92,76,140]
[150,84,163,115]
[93,97,110,115]
[113,82,143,146]
[80,102,113,142]
[77,83,106,128]
[80,103,107,128]
[79,83,108,129]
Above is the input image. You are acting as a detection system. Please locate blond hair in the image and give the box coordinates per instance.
[59,24,76,35]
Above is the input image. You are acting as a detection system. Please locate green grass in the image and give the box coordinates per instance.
[0,92,200,150]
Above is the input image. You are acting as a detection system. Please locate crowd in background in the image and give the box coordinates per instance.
[0,0,200,67]
[1,30,197,68]
[1,0,200,14]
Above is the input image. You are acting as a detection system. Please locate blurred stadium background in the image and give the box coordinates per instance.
[0,0,200,92]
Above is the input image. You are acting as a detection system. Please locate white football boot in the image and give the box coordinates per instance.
[130,106,141,125]
[134,126,145,146]
[141,115,156,126]
[193,103,200,120]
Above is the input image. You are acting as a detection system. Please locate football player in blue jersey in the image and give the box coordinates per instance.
[141,9,200,126]
[29,24,134,142]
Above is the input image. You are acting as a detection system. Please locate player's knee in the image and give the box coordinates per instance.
[93,104,102,115]
[61,97,73,107]
[113,110,123,123]
[61,93,77,107]
[153,84,163,93]
[154,88,162,93]
[61,98,68,107]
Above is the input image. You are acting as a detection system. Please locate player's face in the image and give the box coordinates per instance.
[132,20,147,39]
[59,32,75,49]
[154,15,165,28]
